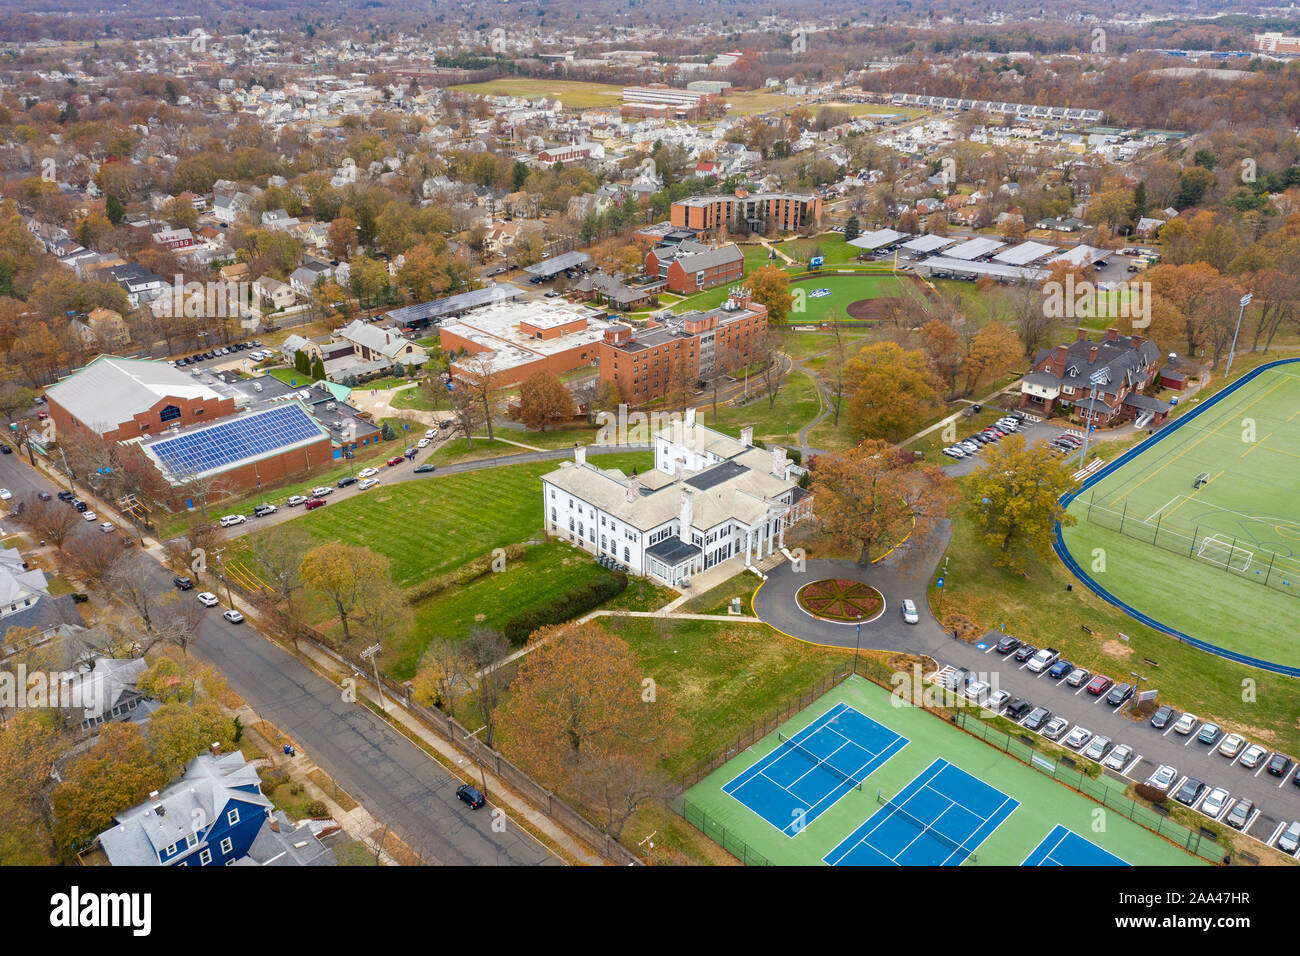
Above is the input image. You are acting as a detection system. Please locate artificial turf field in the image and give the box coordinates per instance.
[1060,362,1300,670]
[682,675,1202,866]
[671,271,911,322]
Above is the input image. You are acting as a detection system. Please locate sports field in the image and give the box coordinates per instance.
[674,271,912,323]
[1060,361,1300,670]
[446,78,622,108]
[681,675,1202,866]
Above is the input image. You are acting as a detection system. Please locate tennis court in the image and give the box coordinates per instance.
[722,702,906,836]
[1023,825,1129,866]
[1060,359,1300,670]
[824,759,1018,866]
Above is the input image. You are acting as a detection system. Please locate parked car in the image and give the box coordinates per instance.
[1065,667,1091,688]
[222,609,244,624]
[197,591,219,607]
[994,636,1021,654]
[413,463,437,474]
[1104,744,1134,771]
[337,476,358,488]
[1225,799,1254,831]
[1023,707,1053,731]
[1082,735,1113,762]
[82,511,97,522]
[1145,764,1178,794]
[1173,713,1199,735]
[253,503,278,517]
[1266,753,1294,777]
[310,486,334,497]
[304,498,327,511]
[56,491,74,501]
[1239,745,1269,769]
[98,522,114,533]
[1041,716,1070,741]
[964,680,990,705]
[358,478,380,490]
[1218,734,1245,759]
[1047,660,1073,680]
[1005,698,1033,721]
[219,514,246,527]
[1280,821,1300,854]
[286,495,309,507]
[417,438,430,448]
[985,690,1011,712]
[424,429,437,439]
[1196,722,1222,745]
[900,599,919,624]
[944,667,971,691]
[1013,644,1038,663]
[456,784,486,809]
[1086,674,1114,696]
[1105,683,1134,706]
[386,455,405,467]
[0,489,10,500]
[173,576,194,590]
[1026,647,1059,674]
[358,467,379,479]
[73,499,87,512]
[1201,787,1230,819]
[1064,726,1093,750]
[1174,777,1206,806]
[1150,705,1176,730]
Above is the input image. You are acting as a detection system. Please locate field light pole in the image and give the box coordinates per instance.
[1224,292,1252,381]
[1078,368,1108,469]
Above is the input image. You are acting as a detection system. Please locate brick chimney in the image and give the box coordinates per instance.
[1105,327,1119,342]
[210,742,221,756]
[1089,345,1098,364]
[1130,334,1144,351]
[1052,344,1068,375]
[1076,329,1088,342]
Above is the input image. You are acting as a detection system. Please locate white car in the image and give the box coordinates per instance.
[424,429,437,439]
[197,591,219,607]
[1201,787,1230,819]
[82,511,97,521]
[1172,713,1198,735]
[286,495,309,507]
[964,680,990,705]
[1064,726,1093,750]
[1082,735,1112,762]
[98,522,114,533]
[310,486,334,497]
[1240,744,1269,769]
[222,609,244,624]
[358,477,380,490]
[1218,733,1245,758]
[1145,764,1179,794]
[1025,647,1059,674]
[417,438,430,448]
[219,514,246,527]
[1104,744,1134,771]
[357,467,379,479]
[985,689,1011,713]
[900,599,919,624]
[0,488,10,500]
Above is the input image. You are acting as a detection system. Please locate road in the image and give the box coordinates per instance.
[0,451,559,866]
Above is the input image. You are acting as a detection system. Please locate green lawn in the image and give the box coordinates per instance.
[696,369,822,447]
[446,77,623,108]
[1059,361,1300,670]
[683,675,1204,866]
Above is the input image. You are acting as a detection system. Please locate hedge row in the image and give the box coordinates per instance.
[406,543,527,604]
[503,571,629,645]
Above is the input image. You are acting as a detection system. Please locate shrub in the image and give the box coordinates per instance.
[306,800,328,817]
[786,449,802,465]
[1134,783,1168,804]
[502,571,628,644]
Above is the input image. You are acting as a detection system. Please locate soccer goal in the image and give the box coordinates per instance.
[1196,534,1253,573]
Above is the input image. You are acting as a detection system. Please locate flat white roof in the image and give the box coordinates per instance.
[899,234,957,254]
[992,240,1057,266]
[919,256,1045,281]
[943,237,1007,261]
[1049,244,1111,266]
[848,228,910,250]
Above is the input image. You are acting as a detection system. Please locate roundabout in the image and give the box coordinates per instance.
[794,577,884,624]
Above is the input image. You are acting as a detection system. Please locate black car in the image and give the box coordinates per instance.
[1150,705,1175,729]
[57,490,74,501]
[456,784,485,809]
[1225,799,1255,830]
[1005,698,1033,721]
[995,636,1021,654]
[1106,683,1134,706]
[1023,707,1053,731]
[1014,643,1038,663]
[37,491,51,501]
[73,500,87,512]
[337,476,358,488]
[1266,753,1293,777]
[173,576,194,590]
[413,463,437,474]
[0,444,10,454]
[1173,777,1205,806]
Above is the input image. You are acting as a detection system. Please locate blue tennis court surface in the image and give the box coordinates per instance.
[723,702,907,836]
[824,758,1018,866]
[1023,825,1129,866]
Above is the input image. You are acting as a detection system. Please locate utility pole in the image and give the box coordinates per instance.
[1224,292,1252,381]
[361,643,384,708]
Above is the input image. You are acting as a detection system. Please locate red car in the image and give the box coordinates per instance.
[386,455,405,467]
[1086,674,1114,696]
[304,498,327,511]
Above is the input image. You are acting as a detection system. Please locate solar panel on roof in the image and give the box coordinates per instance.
[150,404,323,478]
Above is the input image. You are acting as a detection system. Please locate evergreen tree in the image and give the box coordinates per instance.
[844,215,860,243]
[311,356,326,380]
[294,350,310,376]
[105,194,125,225]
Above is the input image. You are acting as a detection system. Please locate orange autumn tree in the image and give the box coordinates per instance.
[496,621,683,839]
[810,439,956,565]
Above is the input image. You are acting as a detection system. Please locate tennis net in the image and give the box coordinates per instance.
[875,789,978,863]
[777,732,863,790]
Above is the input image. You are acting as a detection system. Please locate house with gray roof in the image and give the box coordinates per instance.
[334,320,430,367]
[1020,327,1170,427]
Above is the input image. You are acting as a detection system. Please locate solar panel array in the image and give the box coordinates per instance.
[150,404,324,478]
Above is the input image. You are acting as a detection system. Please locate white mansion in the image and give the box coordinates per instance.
[541,408,813,586]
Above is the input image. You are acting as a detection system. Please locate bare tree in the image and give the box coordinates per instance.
[63,531,120,591]
[250,525,311,615]
[461,627,509,748]
[11,495,78,551]
[448,381,485,449]
[455,353,501,441]
[824,311,849,426]
[758,334,788,411]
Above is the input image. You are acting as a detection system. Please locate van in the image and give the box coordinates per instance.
[1278,820,1300,854]
[304,498,327,511]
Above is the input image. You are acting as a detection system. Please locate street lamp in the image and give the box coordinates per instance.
[1224,292,1252,381]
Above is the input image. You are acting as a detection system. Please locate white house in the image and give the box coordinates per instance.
[540,409,812,586]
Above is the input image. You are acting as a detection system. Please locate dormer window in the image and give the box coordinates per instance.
[1066,366,1079,377]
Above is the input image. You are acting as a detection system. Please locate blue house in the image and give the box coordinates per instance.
[97,749,334,866]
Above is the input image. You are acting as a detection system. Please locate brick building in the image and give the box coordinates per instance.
[1019,328,1171,426]
[441,299,615,387]
[598,290,767,405]
[645,241,744,294]
[670,188,822,235]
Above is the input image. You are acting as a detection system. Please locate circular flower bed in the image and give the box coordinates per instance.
[796,578,883,623]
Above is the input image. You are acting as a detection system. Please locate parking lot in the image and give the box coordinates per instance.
[933,641,1300,860]
[938,409,1090,478]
